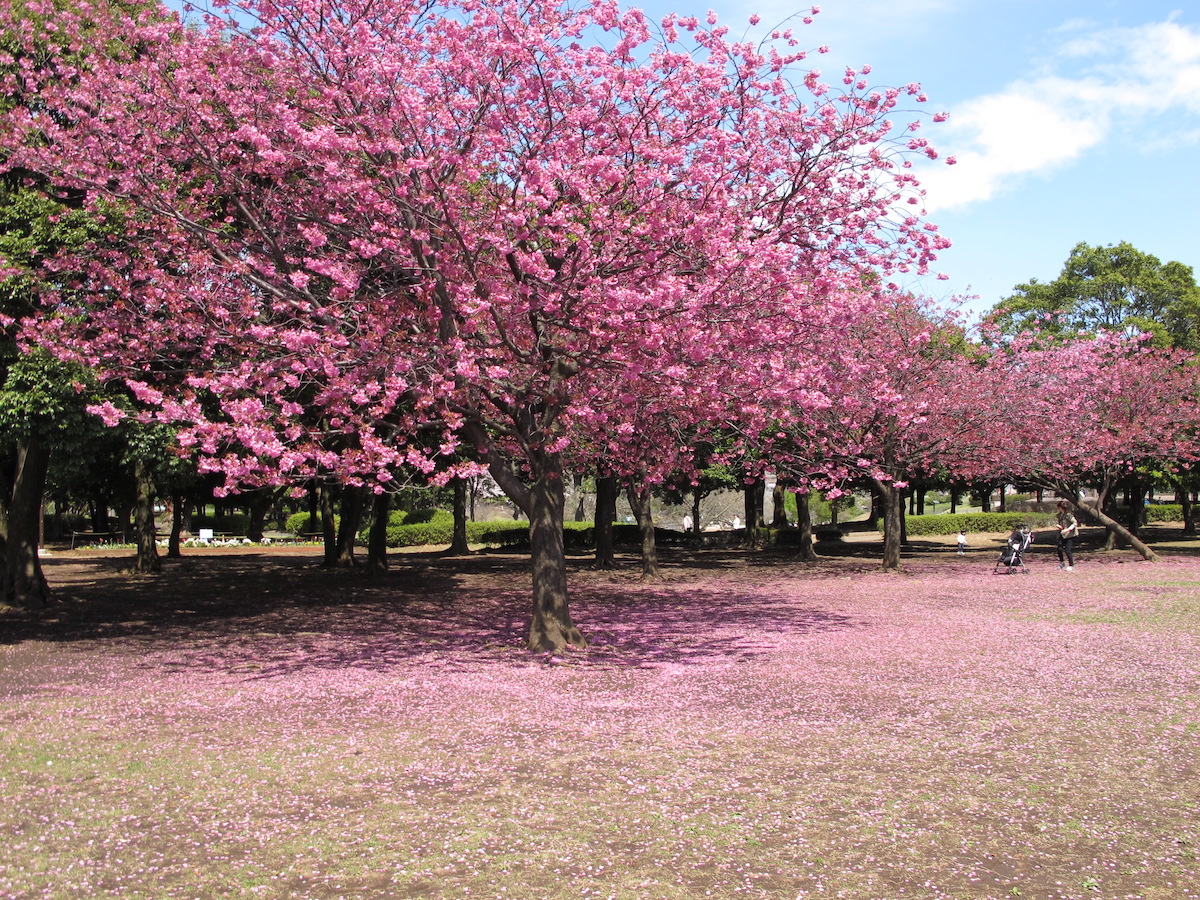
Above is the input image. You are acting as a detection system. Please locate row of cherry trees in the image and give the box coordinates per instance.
[3,0,1199,648]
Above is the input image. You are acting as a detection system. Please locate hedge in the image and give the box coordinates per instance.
[193,513,251,535]
[1145,503,1183,523]
[894,511,1058,536]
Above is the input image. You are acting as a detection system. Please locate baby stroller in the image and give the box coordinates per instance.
[993,524,1033,575]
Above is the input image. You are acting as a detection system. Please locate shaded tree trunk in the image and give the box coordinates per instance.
[464,422,586,652]
[2,436,52,608]
[246,490,271,543]
[593,474,617,569]
[743,477,765,549]
[771,481,788,528]
[796,490,816,562]
[167,492,184,558]
[1181,478,1196,536]
[874,479,903,571]
[690,490,702,536]
[366,490,390,575]
[307,480,320,535]
[1070,483,1157,561]
[998,484,1007,513]
[335,484,364,567]
[572,472,586,522]
[320,483,338,567]
[626,479,660,580]
[447,477,470,556]
[131,457,160,575]
[525,454,587,650]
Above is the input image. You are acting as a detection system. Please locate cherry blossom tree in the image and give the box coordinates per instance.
[973,331,1200,560]
[2,0,953,647]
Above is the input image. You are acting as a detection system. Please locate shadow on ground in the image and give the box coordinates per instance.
[4,549,859,675]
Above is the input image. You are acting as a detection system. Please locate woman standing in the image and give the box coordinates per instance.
[1056,500,1079,571]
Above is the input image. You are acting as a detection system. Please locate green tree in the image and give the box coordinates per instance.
[988,241,1200,347]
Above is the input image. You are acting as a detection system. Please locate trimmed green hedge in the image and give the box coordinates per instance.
[1145,504,1183,523]
[193,513,251,535]
[893,511,1058,536]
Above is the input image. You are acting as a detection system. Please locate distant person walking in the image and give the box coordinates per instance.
[1056,500,1078,571]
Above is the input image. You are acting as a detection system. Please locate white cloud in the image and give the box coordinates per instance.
[919,18,1200,212]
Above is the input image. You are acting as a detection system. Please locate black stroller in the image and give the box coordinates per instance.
[993,524,1033,575]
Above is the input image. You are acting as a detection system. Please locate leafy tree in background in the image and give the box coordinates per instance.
[988,241,1200,347]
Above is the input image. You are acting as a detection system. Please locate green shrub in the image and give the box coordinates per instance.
[193,513,251,535]
[897,511,1057,536]
[285,511,335,535]
[1145,503,1183,523]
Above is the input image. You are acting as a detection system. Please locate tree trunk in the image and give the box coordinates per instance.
[447,477,470,555]
[796,490,817,562]
[998,484,1007,513]
[1070,486,1157,561]
[2,436,52,608]
[875,480,903,571]
[526,455,587,651]
[743,477,764,549]
[949,488,958,514]
[690,491,702,536]
[307,480,320,535]
[131,457,161,575]
[320,483,338,567]
[572,472,587,522]
[916,487,926,516]
[593,474,617,569]
[1181,478,1195,536]
[335,484,364,567]
[626,479,661,580]
[366,490,390,575]
[771,481,788,528]
[463,423,586,652]
[167,492,184,558]
[246,490,270,543]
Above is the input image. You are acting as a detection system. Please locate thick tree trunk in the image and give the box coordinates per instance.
[335,484,364,567]
[875,480,903,571]
[167,492,184,558]
[320,483,338,567]
[690,491,702,536]
[626,480,660,580]
[131,457,161,575]
[464,422,586,652]
[246,490,270,543]
[526,456,587,651]
[743,477,764,549]
[1181,481,1195,536]
[446,477,470,556]
[593,474,617,569]
[771,481,788,528]
[366,490,390,575]
[1072,489,1158,561]
[998,484,1007,513]
[796,490,817,562]
[572,472,586,522]
[2,436,52,608]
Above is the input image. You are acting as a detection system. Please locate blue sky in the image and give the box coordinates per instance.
[637,0,1200,319]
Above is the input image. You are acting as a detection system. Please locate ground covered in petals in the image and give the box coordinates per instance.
[3,535,1199,900]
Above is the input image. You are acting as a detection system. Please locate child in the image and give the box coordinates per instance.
[957,530,967,554]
